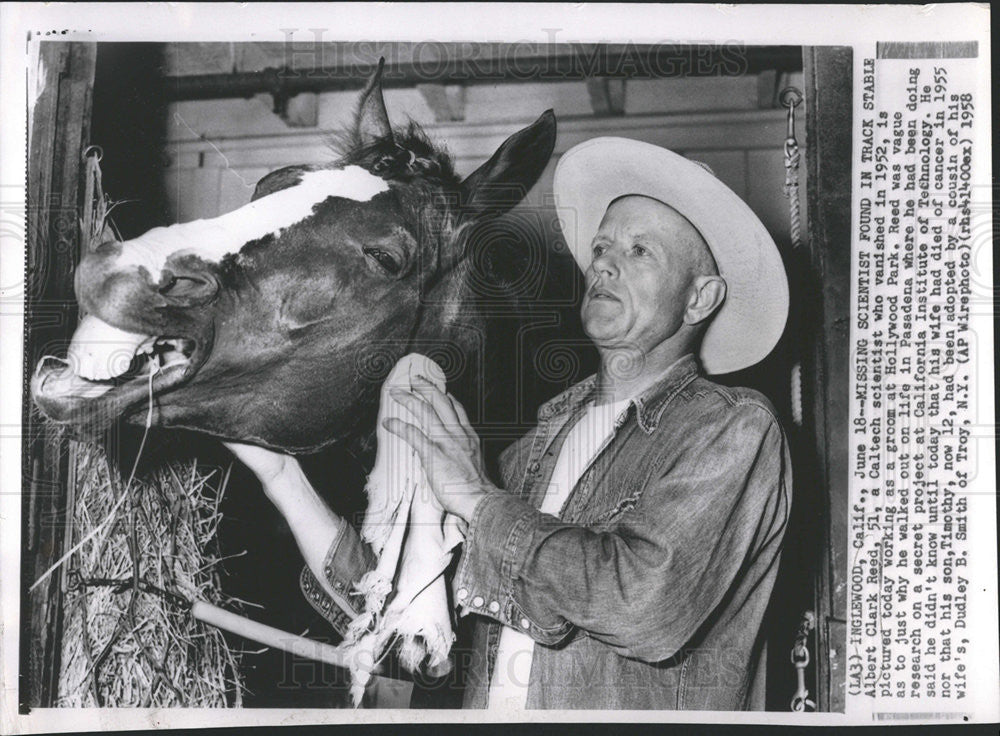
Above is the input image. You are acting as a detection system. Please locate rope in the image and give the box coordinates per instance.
[789,362,803,427]
[780,88,804,251]
[779,87,806,428]
[784,141,803,249]
[81,145,106,248]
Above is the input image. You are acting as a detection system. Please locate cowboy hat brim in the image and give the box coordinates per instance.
[552,136,789,375]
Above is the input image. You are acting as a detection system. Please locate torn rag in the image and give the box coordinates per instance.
[341,353,464,705]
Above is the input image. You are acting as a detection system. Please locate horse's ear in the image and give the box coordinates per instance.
[251,165,318,201]
[356,58,393,147]
[458,109,556,222]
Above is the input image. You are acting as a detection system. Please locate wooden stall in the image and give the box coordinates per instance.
[22,41,852,711]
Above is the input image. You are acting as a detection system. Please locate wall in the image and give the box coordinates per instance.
[160,73,807,249]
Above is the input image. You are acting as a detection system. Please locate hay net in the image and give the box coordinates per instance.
[56,443,243,707]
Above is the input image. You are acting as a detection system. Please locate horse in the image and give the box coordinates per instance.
[31,60,569,705]
[32,60,556,454]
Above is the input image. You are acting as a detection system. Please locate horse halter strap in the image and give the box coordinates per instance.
[372,145,422,177]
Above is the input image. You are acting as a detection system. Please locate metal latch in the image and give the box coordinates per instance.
[790,609,817,712]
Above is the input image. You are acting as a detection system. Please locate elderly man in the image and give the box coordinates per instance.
[231,137,791,710]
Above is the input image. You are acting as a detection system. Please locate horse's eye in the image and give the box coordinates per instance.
[363,247,402,276]
[160,275,212,298]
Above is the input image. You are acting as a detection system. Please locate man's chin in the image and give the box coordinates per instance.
[582,320,626,347]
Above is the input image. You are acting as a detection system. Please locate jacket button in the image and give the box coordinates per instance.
[456,588,468,601]
[528,462,540,473]
[520,617,531,629]
[472,595,485,608]
[488,600,500,613]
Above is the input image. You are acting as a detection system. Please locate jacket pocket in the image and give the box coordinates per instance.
[570,479,644,525]
[602,490,644,522]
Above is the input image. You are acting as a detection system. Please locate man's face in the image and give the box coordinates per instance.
[580,195,712,353]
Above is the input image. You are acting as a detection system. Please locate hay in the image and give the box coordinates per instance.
[55,442,244,707]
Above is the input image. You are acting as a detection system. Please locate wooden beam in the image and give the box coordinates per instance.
[756,69,778,108]
[23,40,97,711]
[167,41,803,78]
[802,46,853,715]
[159,46,804,101]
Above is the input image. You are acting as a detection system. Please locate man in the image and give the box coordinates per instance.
[230,137,791,710]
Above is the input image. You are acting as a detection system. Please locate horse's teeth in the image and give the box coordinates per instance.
[64,319,193,382]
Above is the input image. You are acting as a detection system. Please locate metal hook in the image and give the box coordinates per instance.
[779,87,803,144]
[779,86,803,110]
[82,144,104,163]
[394,144,418,171]
[789,609,816,711]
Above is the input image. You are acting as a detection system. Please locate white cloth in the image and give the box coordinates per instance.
[488,397,631,711]
[342,354,465,706]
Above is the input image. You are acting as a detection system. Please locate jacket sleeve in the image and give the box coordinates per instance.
[451,403,790,662]
[299,523,377,638]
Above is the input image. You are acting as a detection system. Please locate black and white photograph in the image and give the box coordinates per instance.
[0,3,995,731]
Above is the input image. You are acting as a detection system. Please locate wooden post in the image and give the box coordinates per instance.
[22,40,96,711]
[802,46,853,713]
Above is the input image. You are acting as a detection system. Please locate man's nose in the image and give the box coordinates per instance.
[591,249,619,277]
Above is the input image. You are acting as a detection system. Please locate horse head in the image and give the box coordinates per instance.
[32,61,557,452]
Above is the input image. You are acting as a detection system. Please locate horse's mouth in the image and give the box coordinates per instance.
[31,315,200,426]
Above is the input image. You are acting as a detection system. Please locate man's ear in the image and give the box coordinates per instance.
[685,276,727,326]
[458,109,556,223]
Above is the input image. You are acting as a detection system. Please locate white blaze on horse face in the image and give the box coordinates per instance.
[113,166,390,277]
[67,314,149,381]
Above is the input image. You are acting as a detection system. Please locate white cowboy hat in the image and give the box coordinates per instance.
[552,136,789,375]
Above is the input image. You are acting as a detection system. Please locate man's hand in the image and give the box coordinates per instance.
[382,376,496,522]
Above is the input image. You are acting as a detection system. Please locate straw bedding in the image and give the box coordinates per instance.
[54,442,244,707]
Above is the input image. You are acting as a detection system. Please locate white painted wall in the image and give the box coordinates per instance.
[161,73,807,246]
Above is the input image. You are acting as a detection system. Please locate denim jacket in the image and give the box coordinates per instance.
[300,354,792,710]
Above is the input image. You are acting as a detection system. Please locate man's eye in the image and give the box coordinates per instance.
[364,247,402,275]
[592,244,607,257]
[632,244,648,256]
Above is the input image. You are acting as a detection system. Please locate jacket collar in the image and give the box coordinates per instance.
[537,354,700,434]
